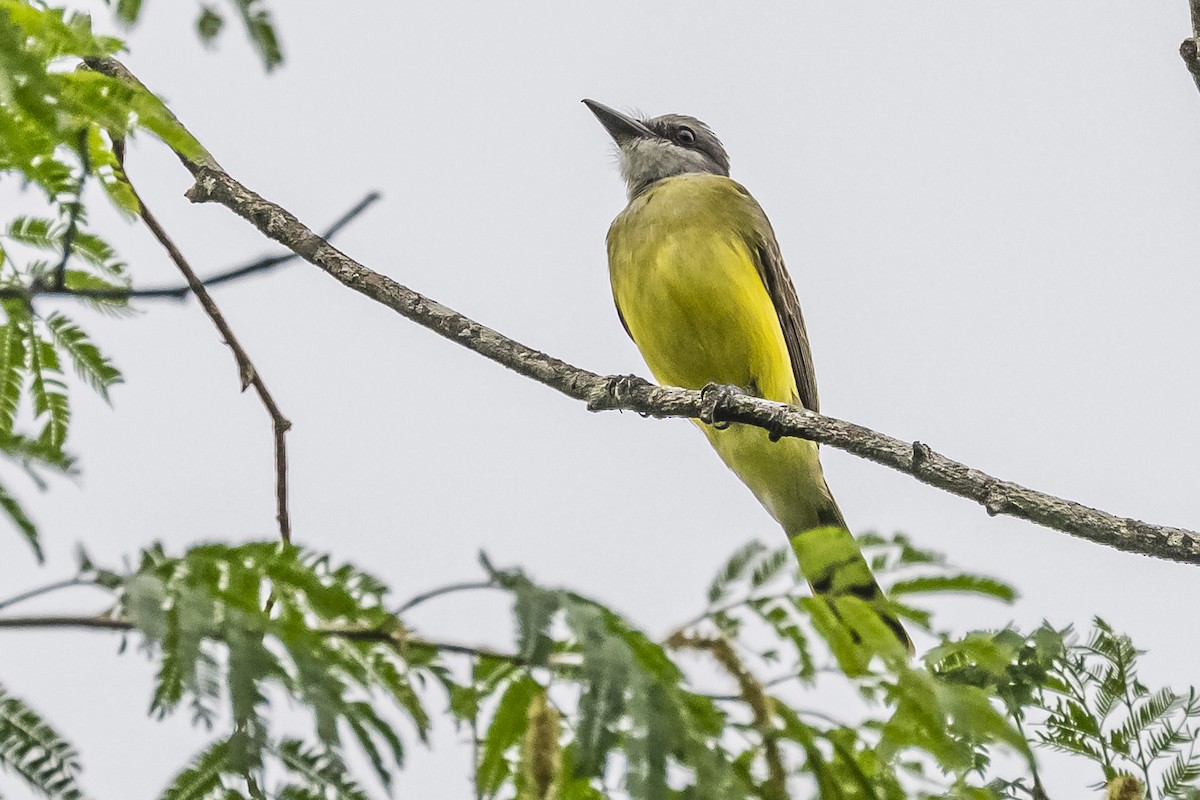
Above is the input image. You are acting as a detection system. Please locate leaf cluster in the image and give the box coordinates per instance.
[0,0,274,563]
[109,542,439,798]
[1036,620,1200,799]
[6,534,1200,800]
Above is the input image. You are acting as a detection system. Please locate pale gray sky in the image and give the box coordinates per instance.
[3,2,1200,797]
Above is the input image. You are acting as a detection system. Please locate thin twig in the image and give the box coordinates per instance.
[116,141,293,544]
[395,580,496,614]
[0,613,523,664]
[51,128,89,290]
[0,192,381,303]
[698,672,806,703]
[0,577,90,613]
[669,632,789,800]
[84,56,1200,568]
[176,191,380,296]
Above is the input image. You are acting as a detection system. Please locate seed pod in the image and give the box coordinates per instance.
[519,689,561,800]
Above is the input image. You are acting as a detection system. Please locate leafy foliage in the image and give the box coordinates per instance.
[0,0,162,557]
[108,542,439,791]
[428,535,1041,799]
[0,0,281,558]
[20,534,1176,800]
[1038,620,1200,799]
[6,514,1200,800]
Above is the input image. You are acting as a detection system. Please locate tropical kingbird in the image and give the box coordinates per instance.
[585,99,911,654]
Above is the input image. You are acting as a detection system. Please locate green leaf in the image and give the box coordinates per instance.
[706,540,768,605]
[0,431,75,473]
[273,739,369,800]
[6,216,60,251]
[513,581,559,664]
[0,683,85,800]
[889,574,1016,603]
[44,312,121,400]
[0,478,41,562]
[27,332,69,450]
[68,230,125,276]
[114,0,142,26]
[160,736,231,800]
[566,605,629,780]
[61,270,132,316]
[478,676,541,797]
[196,6,224,43]
[0,310,29,435]
[110,542,439,791]
[232,0,283,71]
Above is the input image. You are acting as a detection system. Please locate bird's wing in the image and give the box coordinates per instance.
[739,190,820,413]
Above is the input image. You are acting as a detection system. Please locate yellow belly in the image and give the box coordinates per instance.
[607,174,829,531]
[608,185,794,403]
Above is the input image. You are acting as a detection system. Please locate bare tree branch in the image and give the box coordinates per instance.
[0,578,90,613]
[395,580,497,614]
[0,613,526,664]
[1181,0,1200,93]
[84,57,1200,568]
[117,143,293,544]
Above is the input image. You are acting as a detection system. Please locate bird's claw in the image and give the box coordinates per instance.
[699,383,744,430]
[588,373,650,412]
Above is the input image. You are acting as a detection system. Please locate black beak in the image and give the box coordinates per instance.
[583,99,654,144]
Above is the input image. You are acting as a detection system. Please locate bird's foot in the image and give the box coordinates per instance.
[587,373,651,412]
[699,383,744,430]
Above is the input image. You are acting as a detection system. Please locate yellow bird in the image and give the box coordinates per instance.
[585,99,911,654]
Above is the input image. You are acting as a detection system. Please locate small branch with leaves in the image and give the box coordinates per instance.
[4,534,1190,799]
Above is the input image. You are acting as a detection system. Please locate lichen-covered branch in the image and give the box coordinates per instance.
[82,57,1200,568]
[1181,0,1200,93]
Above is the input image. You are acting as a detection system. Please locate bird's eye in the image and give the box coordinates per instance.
[676,127,696,146]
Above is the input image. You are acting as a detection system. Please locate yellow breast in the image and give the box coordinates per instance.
[606,174,798,405]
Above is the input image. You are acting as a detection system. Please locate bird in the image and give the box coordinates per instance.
[584,99,911,656]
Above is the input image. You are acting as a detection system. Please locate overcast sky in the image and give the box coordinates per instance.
[4,2,1200,797]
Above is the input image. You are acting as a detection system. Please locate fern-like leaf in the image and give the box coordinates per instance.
[888,573,1016,603]
[27,331,69,450]
[272,739,368,800]
[0,478,41,562]
[1159,744,1200,800]
[44,312,120,399]
[0,312,29,435]
[160,736,231,800]
[0,683,85,800]
[706,541,768,605]
[5,216,60,251]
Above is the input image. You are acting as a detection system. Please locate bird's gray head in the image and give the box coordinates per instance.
[583,99,730,199]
